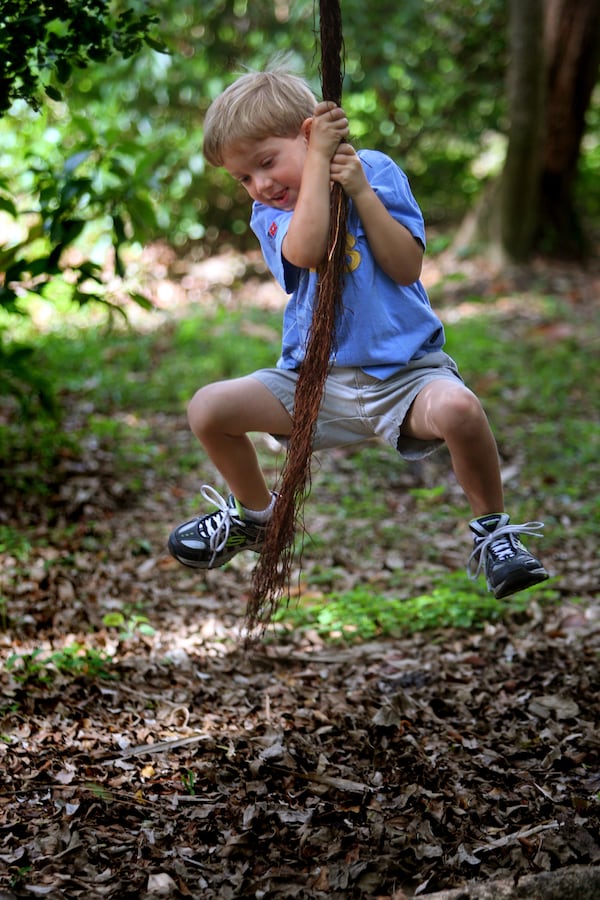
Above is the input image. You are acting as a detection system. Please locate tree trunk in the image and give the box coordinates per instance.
[500,0,545,261]
[422,863,600,900]
[456,0,600,262]
[538,0,600,256]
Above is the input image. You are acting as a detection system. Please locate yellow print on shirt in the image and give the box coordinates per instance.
[345,232,360,272]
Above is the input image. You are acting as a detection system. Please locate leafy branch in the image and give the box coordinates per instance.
[0,0,166,113]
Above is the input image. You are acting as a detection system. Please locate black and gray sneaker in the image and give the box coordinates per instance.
[468,513,549,599]
[168,485,268,569]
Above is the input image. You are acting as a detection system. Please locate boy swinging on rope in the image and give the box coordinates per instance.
[168,69,549,601]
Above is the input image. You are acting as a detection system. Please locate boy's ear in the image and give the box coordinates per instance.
[300,117,313,141]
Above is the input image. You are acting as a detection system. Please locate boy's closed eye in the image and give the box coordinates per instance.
[237,159,273,184]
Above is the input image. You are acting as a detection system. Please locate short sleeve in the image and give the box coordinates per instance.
[358,150,426,248]
[250,203,300,293]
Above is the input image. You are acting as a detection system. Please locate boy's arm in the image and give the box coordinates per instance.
[282,102,348,270]
[330,143,423,285]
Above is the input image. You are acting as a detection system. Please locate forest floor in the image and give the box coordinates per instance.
[0,245,599,899]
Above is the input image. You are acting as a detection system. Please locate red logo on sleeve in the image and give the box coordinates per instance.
[268,221,278,238]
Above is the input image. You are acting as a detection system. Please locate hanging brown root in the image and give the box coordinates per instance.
[246,0,347,635]
[247,192,348,632]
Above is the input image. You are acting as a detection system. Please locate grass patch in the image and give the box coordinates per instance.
[0,305,282,501]
[0,526,32,559]
[6,644,115,685]
[33,305,281,413]
[443,299,599,539]
[274,573,561,642]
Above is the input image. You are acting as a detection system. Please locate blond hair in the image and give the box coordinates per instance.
[203,70,317,167]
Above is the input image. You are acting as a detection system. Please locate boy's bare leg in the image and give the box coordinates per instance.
[187,376,292,510]
[401,380,504,516]
[401,379,548,598]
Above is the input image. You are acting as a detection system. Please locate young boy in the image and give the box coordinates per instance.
[168,69,549,600]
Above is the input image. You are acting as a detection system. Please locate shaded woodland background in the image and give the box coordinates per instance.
[0,1,599,898]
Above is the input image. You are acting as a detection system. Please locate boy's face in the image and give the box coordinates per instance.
[222,131,309,211]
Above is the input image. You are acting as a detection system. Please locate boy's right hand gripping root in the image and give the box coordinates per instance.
[310,101,349,157]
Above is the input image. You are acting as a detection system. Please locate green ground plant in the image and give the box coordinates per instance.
[6,643,113,684]
[102,610,156,641]
[273,574,562,643]
[0,304,281,499]
[4,615,156,693]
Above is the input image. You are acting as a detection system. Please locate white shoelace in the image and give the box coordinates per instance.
[198,484,241,557]
[468,521,545,580]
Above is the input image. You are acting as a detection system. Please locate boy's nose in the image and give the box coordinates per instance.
[255,173,272,194]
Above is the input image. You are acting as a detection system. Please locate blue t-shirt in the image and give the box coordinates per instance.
[250,149,444,379]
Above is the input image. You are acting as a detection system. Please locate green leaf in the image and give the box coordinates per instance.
[145,36,169,54]
[64,151,92,175]
[102,612,125,628]
[56,58,71,84]
[45,85,62,102]
[0,196,17,217]
[129,292,155,311]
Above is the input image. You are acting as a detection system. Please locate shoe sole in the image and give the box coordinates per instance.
[168,537,264,569]
[490,568,549,600]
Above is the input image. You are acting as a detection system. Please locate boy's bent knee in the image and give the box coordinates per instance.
[448,386,484,419]
[413,382,487,440]
[443,387,489,438]
[187,383,228,437]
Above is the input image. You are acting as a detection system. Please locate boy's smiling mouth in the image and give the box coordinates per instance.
[269,188,290,207]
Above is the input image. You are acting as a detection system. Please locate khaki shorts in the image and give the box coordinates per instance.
[250,351,462,460]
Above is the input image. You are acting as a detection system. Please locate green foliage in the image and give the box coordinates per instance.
[577,84,600,222]
[2,0,599,413]
[2,0,511,252]
[6,643,113,684]
[0,332,57,415]
[4,615,155,689]
[0,136,159,295]
[102,610,156,640]
[273,574,560,642]
[8,866,32,890]
[443,299,600,517]
[0,3,164,409]
[0,304,281,505]
[53,0,509,243]
[0,0,164,112]
[0,526,32,558]
[0,595,8,632]
[181,769,197,796]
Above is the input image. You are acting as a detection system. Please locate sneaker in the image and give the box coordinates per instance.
[168,485,268,569]
[468,513,549,599]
